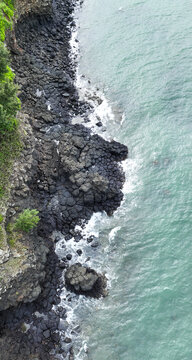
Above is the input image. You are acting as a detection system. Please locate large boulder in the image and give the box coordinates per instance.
[65,264,108,298]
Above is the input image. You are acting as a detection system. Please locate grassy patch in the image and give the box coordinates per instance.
[8,236,16,248]
[0,225,4,248]
[6,221,26,249]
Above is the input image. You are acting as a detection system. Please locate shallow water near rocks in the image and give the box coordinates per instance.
[71,0,192,359]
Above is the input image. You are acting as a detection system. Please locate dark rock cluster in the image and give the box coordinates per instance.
[65,263,108,297]
[30,124,127,236]
[0,245,74,360]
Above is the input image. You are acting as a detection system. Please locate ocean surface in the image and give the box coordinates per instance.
[67,1,192,359]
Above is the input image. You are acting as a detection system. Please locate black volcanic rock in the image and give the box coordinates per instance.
[0,0,128,358]
[65,264,108,298]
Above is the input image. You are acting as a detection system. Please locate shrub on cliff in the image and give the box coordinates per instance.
[0,42,15,81]
[0,42,10,79]
[14,209,40,233]
[0,81,20,134]
[0,43,20,136]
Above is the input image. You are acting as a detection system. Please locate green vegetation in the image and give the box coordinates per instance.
[6,221,21,248]
[8,235,16,247]
[0,0,21,199]
[0,0,14,42]
[0,43,20,137]
[6,208,40,247]
[6,221,13,233]
[14,209,40,233]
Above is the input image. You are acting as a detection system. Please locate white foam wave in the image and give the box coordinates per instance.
[70,28,79,64]
[122,157,142,195]
[109,226,121,243]
[75,212,104,238]
[69,5,122,140]
[75,75,116,139]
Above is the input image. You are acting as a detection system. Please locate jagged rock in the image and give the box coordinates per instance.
[65,264,108,298]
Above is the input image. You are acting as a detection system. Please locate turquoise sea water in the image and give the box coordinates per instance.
[76,1,192,359]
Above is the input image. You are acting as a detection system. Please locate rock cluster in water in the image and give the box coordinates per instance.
[65,264,108,297]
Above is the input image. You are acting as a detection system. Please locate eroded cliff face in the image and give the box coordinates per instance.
[0,0,53,312]
[15,0,52,19]
[1,0,127,317]
[0,113,50,312]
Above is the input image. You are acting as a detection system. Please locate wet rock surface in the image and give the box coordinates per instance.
[0,0,128,358]
[65,263,108,297]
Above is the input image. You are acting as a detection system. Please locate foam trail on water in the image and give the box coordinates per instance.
[57,3,141,359]
[54,217,109,359]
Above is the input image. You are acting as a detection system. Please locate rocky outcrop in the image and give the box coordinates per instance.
[15,0,52,19]
[28,125,127,236]
[0,246,64,360]
[0,238,49,311]
[65,264,108,298]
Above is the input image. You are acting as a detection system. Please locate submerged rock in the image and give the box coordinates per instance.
[65,263,108,298]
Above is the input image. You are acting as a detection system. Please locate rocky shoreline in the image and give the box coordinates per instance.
[0,0,128,359]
